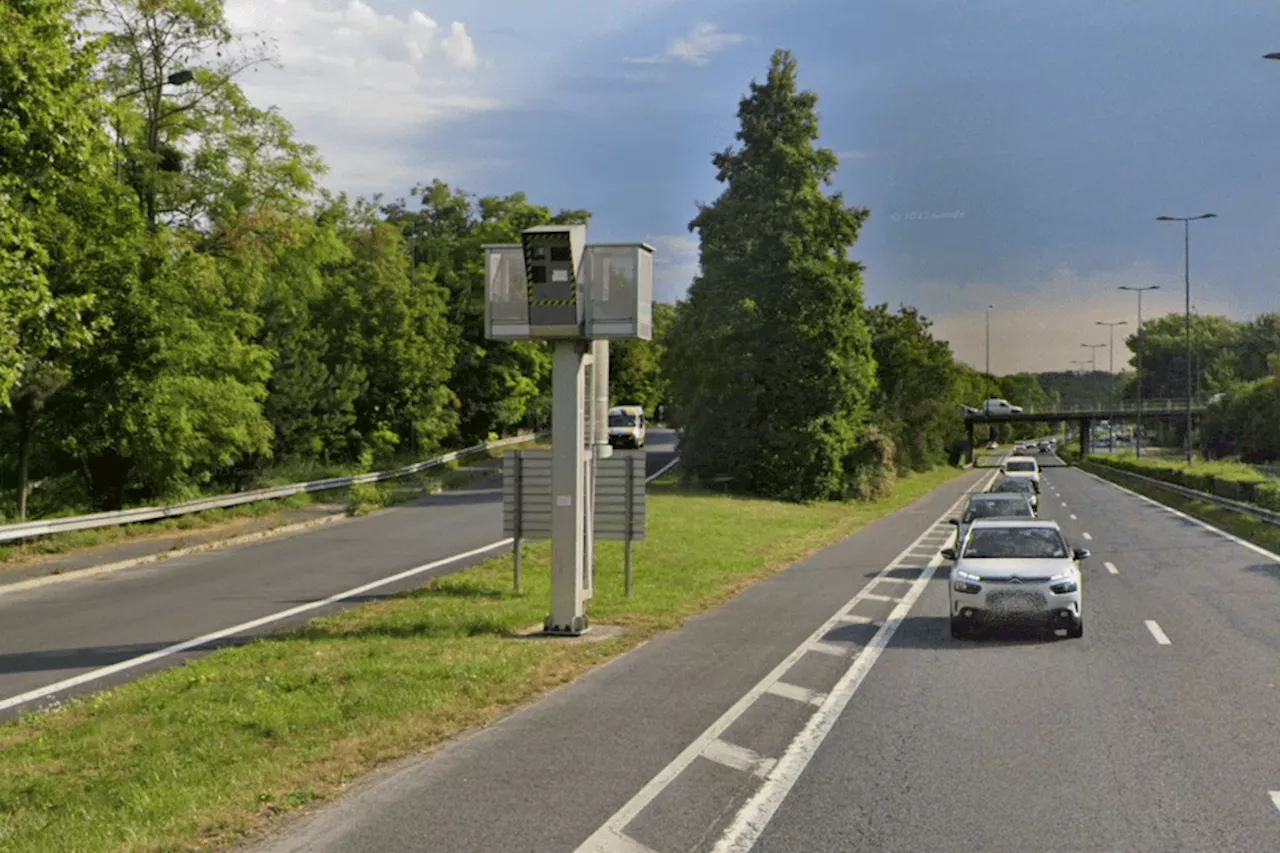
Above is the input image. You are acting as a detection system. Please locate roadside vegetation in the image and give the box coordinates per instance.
[0,465,966,853]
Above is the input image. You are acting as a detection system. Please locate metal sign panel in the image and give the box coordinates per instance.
[504,450,646,541]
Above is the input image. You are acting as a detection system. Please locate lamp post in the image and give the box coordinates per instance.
[985,304,994,441]
[1081,342,1105,374]
[1156,213,1216,464]
[1119,285,1159,458]
[1096,320,1128,452]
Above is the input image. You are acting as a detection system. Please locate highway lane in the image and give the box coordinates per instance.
[748,460,1280,853]
[249,456,1280,853]
[0,432,677,721]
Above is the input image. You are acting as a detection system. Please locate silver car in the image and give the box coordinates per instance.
[942,519,1089,640]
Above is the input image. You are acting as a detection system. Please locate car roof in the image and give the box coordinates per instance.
[968,518,1062,529]
[609,405,643,414]
[1004,455,1038,462]
[967,492,1026,501]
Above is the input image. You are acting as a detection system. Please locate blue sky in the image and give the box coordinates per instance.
[228,0,1280,374]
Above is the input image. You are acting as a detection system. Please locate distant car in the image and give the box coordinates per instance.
[989,474,1038,510]
[607,405,646,449]
[950,492,1036,543]
[942,518,1088,639]
[1001,455,1041,492]
[1038,440,1053,453]
[986,441,1000,450]
[981,398,1024,416]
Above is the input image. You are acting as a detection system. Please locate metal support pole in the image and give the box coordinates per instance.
[513,450,522,592]
[625,454,634,597]
[586,339,610,601]
[546,340,588,635]
[1184,220,1193,464]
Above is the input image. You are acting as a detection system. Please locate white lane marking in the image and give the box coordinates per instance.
[573,472,992,853]
[1070,514,1078,520]
[0,539,512,713]
[1082,532,1093,540]
[766,681,825,707]
[711,548,947,853]
[703,739,776,779]
[862,593,900,603]
[836,614,881,626]
[1269,791,1280,813]
[1145,620,1172,645]
[1105,561,1119,575]
[585,828,659,853]
[877,576,915,585]
[647,455,682,481]
[1076,467,1280,564]
[1061,501,1068,507]
[0,456,683,713]
[806,641,849,657]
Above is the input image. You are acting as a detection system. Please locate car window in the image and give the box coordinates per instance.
[609,412,638,427]
[992,478,1032,493]
[963,499,1032,522]
[1005,460,1036,472]
[961,527,1069,559]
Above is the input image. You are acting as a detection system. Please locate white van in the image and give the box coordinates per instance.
[1002,455,1041,492]
[607,405,646,449]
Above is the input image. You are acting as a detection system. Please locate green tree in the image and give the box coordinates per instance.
[669,50,878,501]
[610,301,676,414]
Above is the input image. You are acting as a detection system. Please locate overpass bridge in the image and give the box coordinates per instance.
[962,398,1208,460]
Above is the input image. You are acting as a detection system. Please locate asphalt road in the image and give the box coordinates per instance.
[249,453,1280,853]
[0,432,678,721]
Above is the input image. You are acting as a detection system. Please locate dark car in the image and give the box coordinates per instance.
[950,492,1036,540]
[989,475,1039,511]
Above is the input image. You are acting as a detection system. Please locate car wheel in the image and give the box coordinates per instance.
[1065,617,1083,639]
[950,617,970,639]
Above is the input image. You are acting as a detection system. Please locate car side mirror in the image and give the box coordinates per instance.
[941,548,957,561]
[1073,548,1090,561]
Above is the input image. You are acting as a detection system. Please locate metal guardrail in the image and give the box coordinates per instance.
[1084,460,1280,527]
[0,433,545,545]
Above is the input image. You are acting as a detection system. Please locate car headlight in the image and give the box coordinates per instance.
[1050,571,1078,594]
[955,570,981,583]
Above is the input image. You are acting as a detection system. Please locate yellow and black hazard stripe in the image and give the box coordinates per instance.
[521,232,577,304]
[529,298,575,307]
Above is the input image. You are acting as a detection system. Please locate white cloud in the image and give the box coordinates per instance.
[647,233,700,302]
[222,0,497,194]
[923,265,1251,375]
[624,23,745,67]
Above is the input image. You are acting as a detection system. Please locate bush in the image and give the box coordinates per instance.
[345,482,390,515]
[1085,454,1277,509]
[843,427,897,502]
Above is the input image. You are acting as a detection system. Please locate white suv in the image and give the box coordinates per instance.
[1001,455,1041,492]
[943,518,1088,639]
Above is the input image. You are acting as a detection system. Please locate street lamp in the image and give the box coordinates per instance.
[1119,285,1159,458]
[1081,342,1105,374]
[984,304,994,440]
[1156,212,1216,463]
[1096,320,1128,451]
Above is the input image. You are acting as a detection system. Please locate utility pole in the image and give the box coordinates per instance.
[1096,320,1127,453]
[1120,285,1159,458]
[1157,213,1216,464]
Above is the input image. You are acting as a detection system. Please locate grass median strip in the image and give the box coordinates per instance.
[0,465,966,853]
[1080,461,1280,554]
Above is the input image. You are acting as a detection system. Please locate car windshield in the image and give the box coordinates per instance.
[609,413,639,427]
[962,527,1069,559]
[992,478,1032,493]
[1005,460,1036,472]
[963,499,1032,522]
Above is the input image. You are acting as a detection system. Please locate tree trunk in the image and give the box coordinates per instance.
[15,399,32,521]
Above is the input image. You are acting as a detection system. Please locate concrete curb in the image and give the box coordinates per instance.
[0,512,349,597]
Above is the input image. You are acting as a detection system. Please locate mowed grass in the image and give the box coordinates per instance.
[1079,461,1280,555]
[0,465,966,853]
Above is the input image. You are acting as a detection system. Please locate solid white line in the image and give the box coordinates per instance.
[1,456,682,713]
[1105,561,1119,575]
[1082,532,1093,540]
[1076,467,1280,565]
[710,548,947,853]
[1269,791,1280,813]
[766,681,825,707]
[703,739,774,778]
[573,473,992,853]
[1145,620,1172,645]
[0,539,514,713]
[806,641,849,657]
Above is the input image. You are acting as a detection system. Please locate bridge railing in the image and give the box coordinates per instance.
[1023,398,1198,415]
